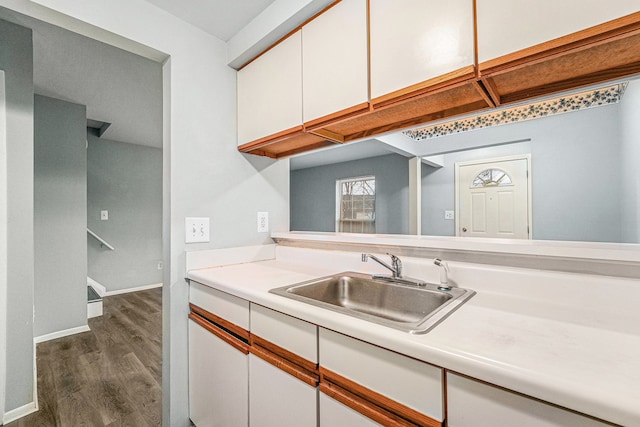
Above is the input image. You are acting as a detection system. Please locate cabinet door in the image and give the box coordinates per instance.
[319,328,443,424]
[369,0,475,100]
[237,31,302,146]
[250,303,317,363]
[320,393,381,427]
[249,354,317,427]
[302,0,368,123]
[447,373,611,427]
[477,0,640,64]
[188,318,248,427]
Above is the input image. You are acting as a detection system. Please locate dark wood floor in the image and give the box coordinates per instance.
[7,288,162,427]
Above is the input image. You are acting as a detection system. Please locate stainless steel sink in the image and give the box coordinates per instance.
[269,272,475,334]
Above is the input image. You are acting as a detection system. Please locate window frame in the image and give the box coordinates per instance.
[335,175,376,233]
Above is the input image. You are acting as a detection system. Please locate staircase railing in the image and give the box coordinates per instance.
[87,228,115,251]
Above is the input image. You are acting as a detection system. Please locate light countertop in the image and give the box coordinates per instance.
[187,256,640,426]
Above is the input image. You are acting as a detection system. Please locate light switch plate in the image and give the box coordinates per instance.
[185,217,210,243]
[257,212,269,233]
[101,210,108,220]
[444,210,454,220]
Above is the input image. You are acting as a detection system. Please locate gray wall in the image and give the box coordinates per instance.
[291,154,409,234]
[620,80,640,243]
[34,95,87,338]
[87,130,162,291]
[0,18,35,413]
[421,103,622,242]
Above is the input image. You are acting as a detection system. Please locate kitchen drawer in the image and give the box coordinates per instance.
[319,328,443,422]
[447,373,611,427]
[250,303,317,364]
[189,281,249,330]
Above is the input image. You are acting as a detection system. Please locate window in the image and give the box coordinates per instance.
[471,168,513,188]
[336,176,375,233]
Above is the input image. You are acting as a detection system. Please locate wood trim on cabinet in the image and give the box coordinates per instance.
[320,382,419,427]
[237,0,343,71]
[472,0,479,78]
[189,303,250,341]
[471,79,496,108]
[237,125,304,153]
[479,11,640,74]
[304,102,371,132]
[371,65,476,109]
[188,312,250,355]
[308,127,345,143]
[320,367,443,427]
[250,334,317,374]
[250,344,319,387]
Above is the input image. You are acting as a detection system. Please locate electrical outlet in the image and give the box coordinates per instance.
[185,217,210,243]
[257,212,269,233]
[157,261,163,270]
[444,210,454,220]
[101,210,108,220]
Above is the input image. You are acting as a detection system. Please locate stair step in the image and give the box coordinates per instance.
[87,285,102,303]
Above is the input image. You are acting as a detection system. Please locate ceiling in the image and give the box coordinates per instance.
[144,0,277,41]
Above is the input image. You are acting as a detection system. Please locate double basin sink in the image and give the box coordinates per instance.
[270,272,475,334]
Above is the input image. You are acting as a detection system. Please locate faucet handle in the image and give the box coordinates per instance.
[386,253,402,278]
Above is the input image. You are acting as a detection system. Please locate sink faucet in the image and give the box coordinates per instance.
[434,258,451,291]
[361,253,402,278]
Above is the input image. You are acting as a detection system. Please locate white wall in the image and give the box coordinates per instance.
[87,131,163,292]
[620,80,640,243]
[34,94,87,338]
[0,69,7,423]
[1,1,290,425]
[0,17,35,417]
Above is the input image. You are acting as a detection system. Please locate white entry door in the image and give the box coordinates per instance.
[455,155,531,239]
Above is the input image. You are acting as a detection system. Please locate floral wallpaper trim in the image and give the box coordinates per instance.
[403,84,626,141]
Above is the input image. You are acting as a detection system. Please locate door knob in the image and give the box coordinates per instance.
[462,227,467,232]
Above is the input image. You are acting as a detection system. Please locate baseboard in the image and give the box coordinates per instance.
[104,282,162,296]
[3,401,38,424]
[87,300,103,318]
[87,276,106,297]
[34,325,91,344]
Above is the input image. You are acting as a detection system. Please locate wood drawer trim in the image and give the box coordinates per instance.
[250,333,317,374]
[320,367,442,427]
[250,344,319,387]
[479,11,640,75]
[188,312,249,355]
[189,303,250,341]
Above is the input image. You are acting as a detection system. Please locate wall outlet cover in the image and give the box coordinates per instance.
[445,210,455,220]
[101,210,108,220]
[185,217,210,243]
[257,212,269,233]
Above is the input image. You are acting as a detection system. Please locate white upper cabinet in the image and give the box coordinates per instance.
[477,0,640,64]
[369,0,475,100]
[302,0,369,123]
[237,31,302,146]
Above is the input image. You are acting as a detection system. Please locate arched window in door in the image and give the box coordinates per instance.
[471,168,513,188]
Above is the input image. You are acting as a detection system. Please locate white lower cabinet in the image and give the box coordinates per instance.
[249,354,317,427]
[319,393,381,427]
[319,328,443,426]
[446,373,611,427]
[188,318,249,427]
